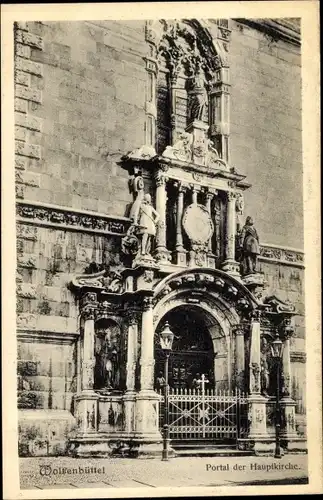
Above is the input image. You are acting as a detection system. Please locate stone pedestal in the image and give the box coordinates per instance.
[134,391,164,457]
[185,120,209,166]
[124,391,136,433]
[207,252,216,269]
[280,397,299,441]
[74,393,99,435]
[248,394,273,455]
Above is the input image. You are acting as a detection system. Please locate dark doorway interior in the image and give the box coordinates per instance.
[154,306,215,390]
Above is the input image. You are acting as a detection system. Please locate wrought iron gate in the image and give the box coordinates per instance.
[158,385,249,442]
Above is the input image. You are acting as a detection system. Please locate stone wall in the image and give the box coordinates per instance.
[259,259,306,432]
[229,20,303,250]
[15,20,148,216]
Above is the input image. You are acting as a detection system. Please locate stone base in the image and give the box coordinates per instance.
[242,273,266,297]
[68,433,171,459]
[18,410,76,457]
[207,253,216,269]
[253,439,276,456]
[282,437,308,454]
[221,259,240,278]
[175,249,187,266]
[132,254,160,269]
[154,248,172,264]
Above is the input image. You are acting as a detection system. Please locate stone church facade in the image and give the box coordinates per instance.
[15,18,306,457]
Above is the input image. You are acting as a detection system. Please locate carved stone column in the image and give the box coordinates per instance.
[234,324,245,392]
[281,331,298,442]
[247,312,271,454]
[209,65,231,163]
[124,312,139,434]
[145,58,158,147]
[126,314,139,393]
[191,184,198,205]
[135,296,161,453]
[282,336,292,397]
[140,297,155,392]
[206,189,217,268]
[154,169,171,263]
[81,293,98,393]
[170,74,178,146]
[175,181,187,266]
[222,191,240,277]
[74,292,99,440]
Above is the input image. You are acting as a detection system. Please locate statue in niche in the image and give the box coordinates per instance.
[94,323,120,391]
[239,216,260,275]
[188,68,207,121]
[137,193,160,257]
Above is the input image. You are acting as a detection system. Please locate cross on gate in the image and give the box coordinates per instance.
[197,373,209,394]
[197,374,209,437]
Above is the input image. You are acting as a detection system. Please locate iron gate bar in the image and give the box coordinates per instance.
[159,386,249,442]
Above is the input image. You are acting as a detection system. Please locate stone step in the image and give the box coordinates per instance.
[174,448,253,457]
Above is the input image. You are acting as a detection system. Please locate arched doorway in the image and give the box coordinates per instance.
[154,305,217,391]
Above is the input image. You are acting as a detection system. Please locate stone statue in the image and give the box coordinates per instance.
[188,69,207,121]
[239,216,260,274]
[137,193,160,256]
[129,174,145,225]
[94,329,119,391]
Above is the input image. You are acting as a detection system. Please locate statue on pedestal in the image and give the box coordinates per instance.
[137,193,160,257]
[239,216,260,275]
[188,69,207,122]
[129,174,145,225]
[94,327,120,391]
[122,180,160,262]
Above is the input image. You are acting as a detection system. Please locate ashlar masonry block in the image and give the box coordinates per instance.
[15,57,43,77]
[15,141,41,159]
[16,30,44,50]
[15,84,42,104]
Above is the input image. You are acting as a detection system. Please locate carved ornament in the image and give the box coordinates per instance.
[71,269,124,294]
[182,203,214,246]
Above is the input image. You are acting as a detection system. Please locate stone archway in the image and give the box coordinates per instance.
[154,303,232,392]
[152,267,258,394]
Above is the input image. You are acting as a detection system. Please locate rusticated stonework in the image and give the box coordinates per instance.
[14,22,44,200]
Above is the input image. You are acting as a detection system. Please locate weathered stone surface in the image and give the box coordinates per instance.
[15,56,43,76]
[230,20,302,249]
[15,70,31,87]
[16,29,44,50]
[15,84,42,104]
[15,141,41,159]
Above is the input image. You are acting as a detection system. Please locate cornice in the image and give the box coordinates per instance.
[16,200,130,237]
[235,18,301,47]
[16,200,304,268]
[17,330,78,343]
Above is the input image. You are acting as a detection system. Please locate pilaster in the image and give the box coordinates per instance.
[154,168,171,263]
[222,191,240,277]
